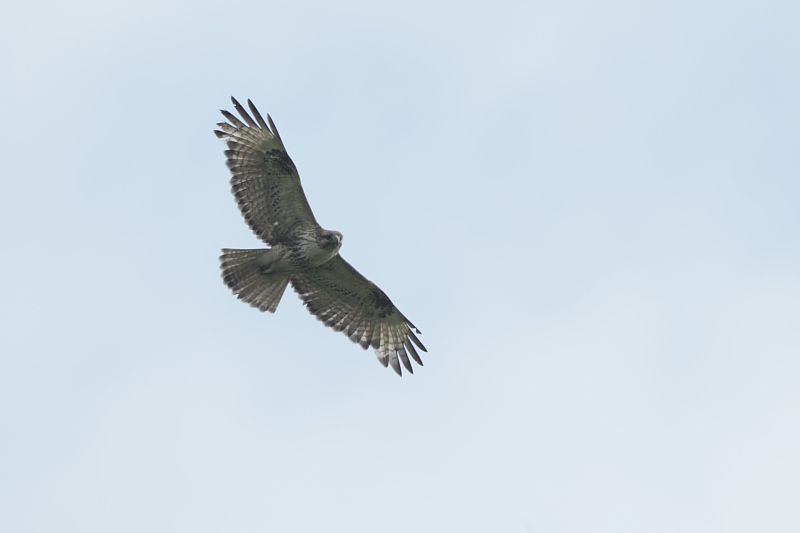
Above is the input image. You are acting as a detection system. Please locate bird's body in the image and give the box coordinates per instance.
[215,98,426,375]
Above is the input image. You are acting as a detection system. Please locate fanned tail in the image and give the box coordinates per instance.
[219,248,290,313]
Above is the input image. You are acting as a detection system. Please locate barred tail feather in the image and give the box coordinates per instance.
[220,248,290,313]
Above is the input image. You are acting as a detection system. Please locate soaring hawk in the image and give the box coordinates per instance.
[215,98,426,375]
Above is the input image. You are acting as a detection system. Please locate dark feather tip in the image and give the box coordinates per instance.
[247,99,269,129]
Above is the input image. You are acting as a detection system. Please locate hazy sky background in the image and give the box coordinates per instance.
[2,0,799,531]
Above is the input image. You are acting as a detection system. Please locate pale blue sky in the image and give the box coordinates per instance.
[1,0,799,531]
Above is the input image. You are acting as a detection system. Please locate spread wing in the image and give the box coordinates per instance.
[214,97,318,245]
[290,256,427,376]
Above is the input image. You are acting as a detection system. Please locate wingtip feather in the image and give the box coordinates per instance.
[267,114,283,143]
[397,346,413,374]
[408,329,427,352]
[389,356,402,376]
[231,97,258,128]
[248,99,269,129]
[404,338,423,366]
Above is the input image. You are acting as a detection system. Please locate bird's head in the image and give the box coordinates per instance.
[319,230,343,253]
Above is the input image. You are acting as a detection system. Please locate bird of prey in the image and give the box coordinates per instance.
[215,97,426,375]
